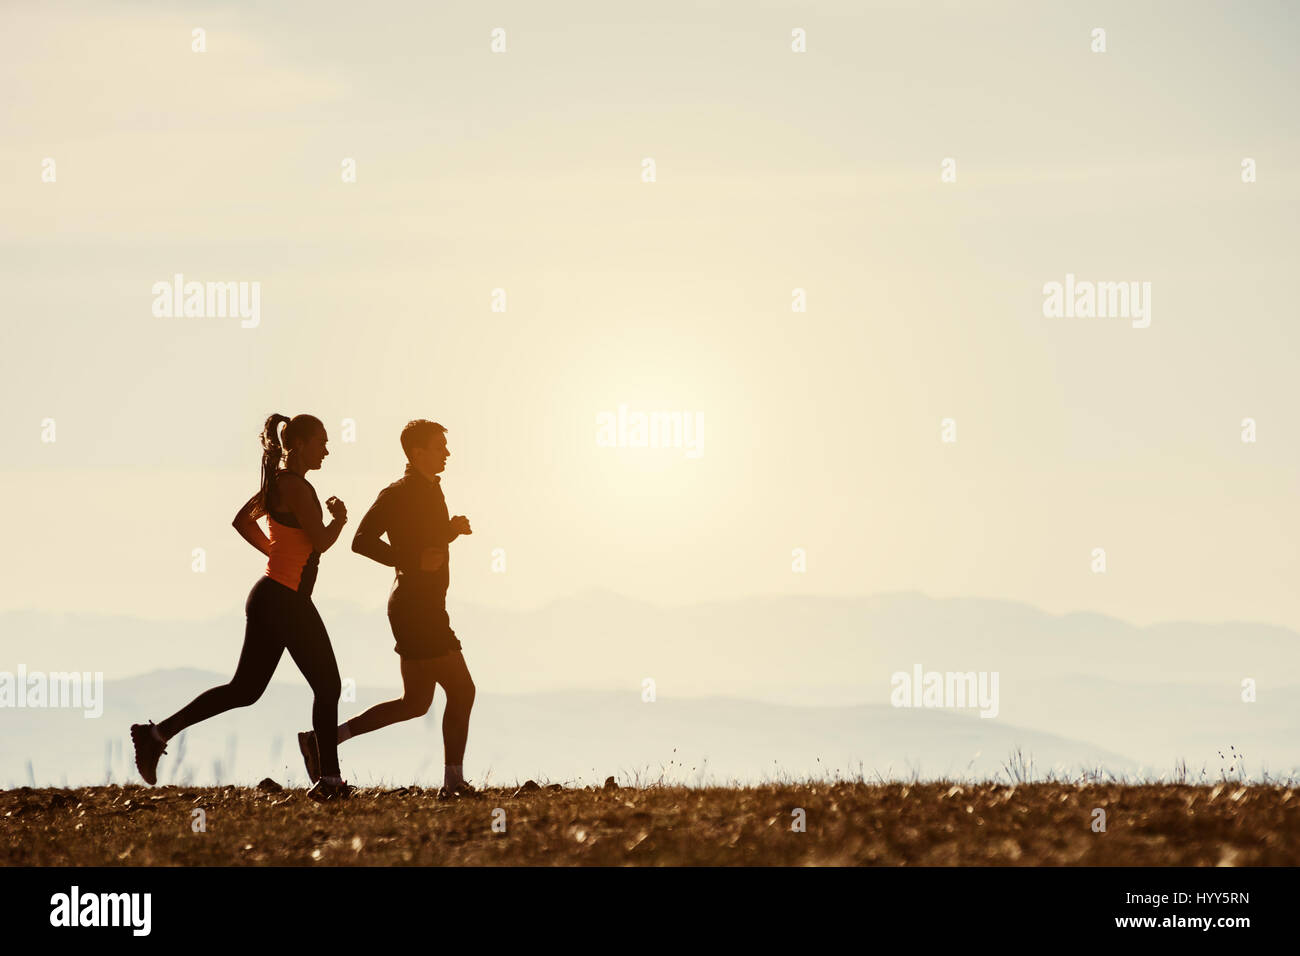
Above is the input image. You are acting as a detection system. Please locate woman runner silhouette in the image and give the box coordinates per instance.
[130,413,354,800]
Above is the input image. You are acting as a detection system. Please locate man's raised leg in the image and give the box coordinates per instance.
[338,656,438,741]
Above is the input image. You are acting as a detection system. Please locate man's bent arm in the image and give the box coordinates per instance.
[352,489,413,570]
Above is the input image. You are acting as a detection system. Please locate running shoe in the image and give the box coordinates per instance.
[297,731,321,783]
[437,779,481,800]
[130,721,167,785]
[307,778,355,802]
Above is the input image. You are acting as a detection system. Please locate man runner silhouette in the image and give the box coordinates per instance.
[297,419,479,797]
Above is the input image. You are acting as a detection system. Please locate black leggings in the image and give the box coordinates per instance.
[158,576,341,777]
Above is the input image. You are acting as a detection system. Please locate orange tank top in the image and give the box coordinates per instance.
[264,473,321,597]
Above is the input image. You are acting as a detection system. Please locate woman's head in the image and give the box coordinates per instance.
[262,413,327,466]
[255,413,328,513]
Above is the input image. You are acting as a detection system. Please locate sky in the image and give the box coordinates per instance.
[2,0,1299,633]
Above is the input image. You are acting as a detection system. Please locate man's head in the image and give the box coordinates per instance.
[401,419,449,480]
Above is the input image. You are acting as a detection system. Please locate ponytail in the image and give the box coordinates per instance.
[253,414,291,518]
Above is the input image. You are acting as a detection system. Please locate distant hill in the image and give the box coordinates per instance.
[4,668,1143,788]
[2,591,1297,784]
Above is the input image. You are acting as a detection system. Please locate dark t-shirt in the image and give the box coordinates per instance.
[353,463,450,605]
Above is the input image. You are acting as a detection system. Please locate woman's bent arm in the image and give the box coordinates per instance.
[278,474,346,553]
[232,494,272,556]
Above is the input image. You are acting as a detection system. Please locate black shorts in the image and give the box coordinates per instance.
[387,591,461,660]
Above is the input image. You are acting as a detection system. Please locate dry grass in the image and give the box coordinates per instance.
[3,779,1298,865]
